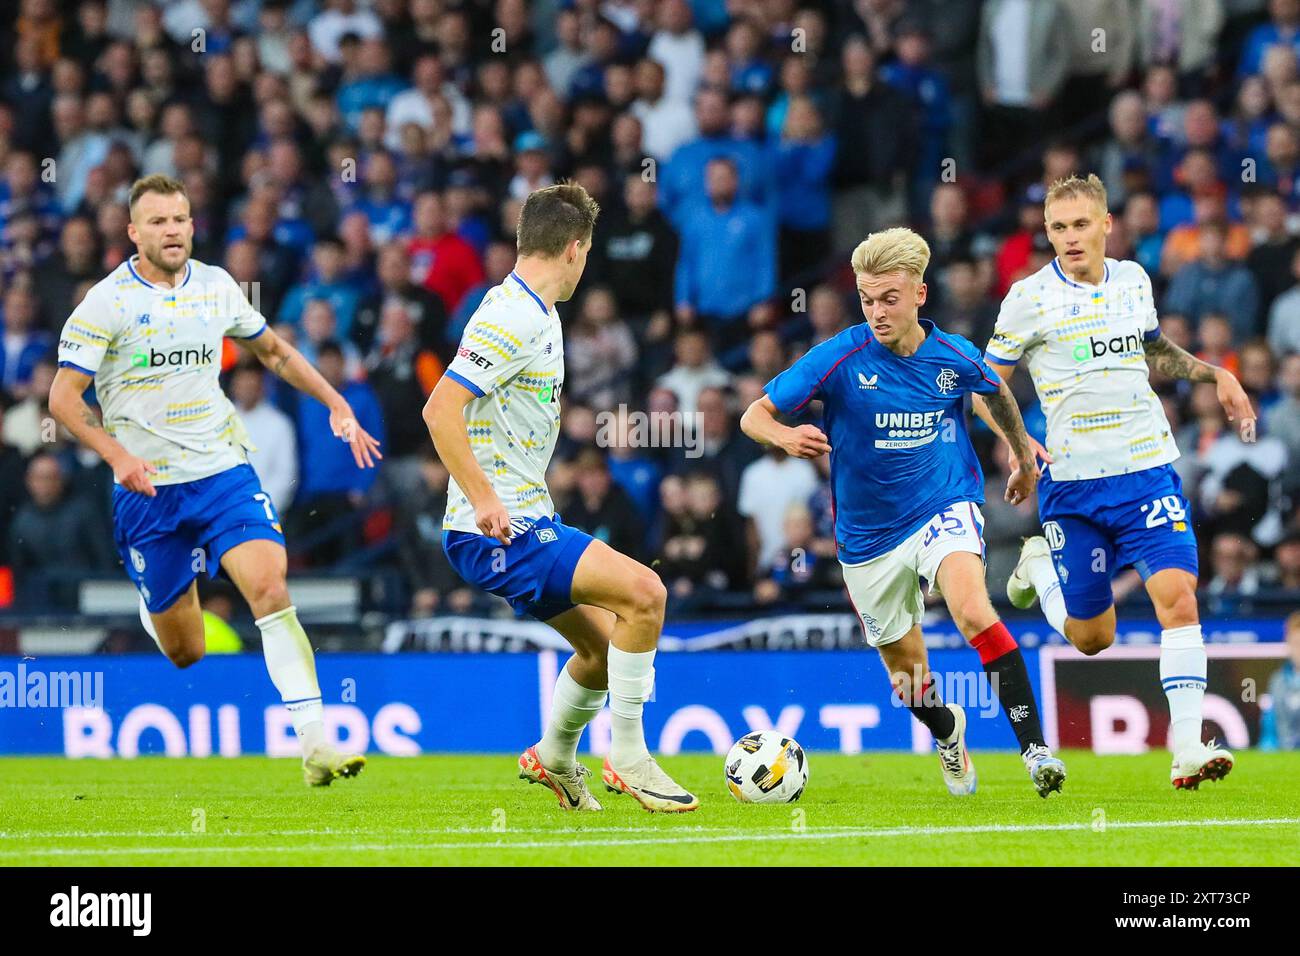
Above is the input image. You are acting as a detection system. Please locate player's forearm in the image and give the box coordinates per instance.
[423,390,497,508]
[259,337,348,411]
[1143,335,1218,383]
[48,382,133,465]
[983,384,1033,464]
[739,399,787,448]
[969,394,1005,442]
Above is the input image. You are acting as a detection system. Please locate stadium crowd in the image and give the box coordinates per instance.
[0,0,1299,619]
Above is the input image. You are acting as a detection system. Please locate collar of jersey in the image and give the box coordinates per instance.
[509,271,549,317]
[1051,257,1109,290]
[127,256,192,292]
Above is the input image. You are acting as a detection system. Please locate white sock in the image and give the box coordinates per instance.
[607,645,655,767]
[1026,553,1069,636]
[256,605,325,754]
[138,595,162,652]
[536,661,608,770]
[1160,624,1207,753]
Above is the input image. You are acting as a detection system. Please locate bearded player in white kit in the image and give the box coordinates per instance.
[973,174,1256,789]
[49,174,383,785]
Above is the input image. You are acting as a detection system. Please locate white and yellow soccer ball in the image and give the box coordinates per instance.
[724,731,809,803]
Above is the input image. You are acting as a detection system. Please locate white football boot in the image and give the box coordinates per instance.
[1171,739,1234,790]
[1022,743,1067,798]
[602,755,699,812]
[303,746,366,786]
[936,703,977,796]
[518,745,603,811]
[1007,536,1052,610]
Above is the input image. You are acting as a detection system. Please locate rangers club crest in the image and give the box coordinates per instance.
[936,368,958,393]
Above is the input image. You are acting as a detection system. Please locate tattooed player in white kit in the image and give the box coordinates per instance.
[973,174,1255,789]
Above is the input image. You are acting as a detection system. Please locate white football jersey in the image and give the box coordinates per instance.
[986,257,1178,481]
[57,257,266,485]
[441,272,564,534]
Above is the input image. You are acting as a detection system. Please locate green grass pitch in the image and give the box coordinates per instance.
[2,751,1298,866]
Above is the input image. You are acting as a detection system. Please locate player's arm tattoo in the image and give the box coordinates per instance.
[983,384,1032,464]
[78,404,103,430]
[1143,334,1217,383]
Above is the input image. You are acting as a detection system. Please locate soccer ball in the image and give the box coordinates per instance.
[724,731,809,803]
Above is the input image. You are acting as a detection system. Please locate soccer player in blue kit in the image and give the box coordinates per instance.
[974,174,1255,789]
[49,175,382,786]
[742,228,1067,798]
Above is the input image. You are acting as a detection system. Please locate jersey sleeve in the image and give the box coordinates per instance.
[57,285,120,377]
[444,303,544,397]
[765,335,851,414]
[219,268,269,339]
[1136,265,1161,340]
[938,332,1002,395]
[985,280,1038,365]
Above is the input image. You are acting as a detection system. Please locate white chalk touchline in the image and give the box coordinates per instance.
[1,817,1298,857]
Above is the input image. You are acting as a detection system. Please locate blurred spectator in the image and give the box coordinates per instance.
[1137,0,1224,77]
[631,58,696,161]
[34,216,100,329]
[1269,353,1300,496]
[738,446,821,570]
[566,285,638,410]
[1268,244,1300,354]
[934,257,998,344]
[832,36,914,247]
[353,241,448,356]
[1196,313,1242,378]
[365,298,442,464]
[562,448,645,560]
[1260,610,1300,749]
[657,471,748,606]
[0,389,25,565]
[1238,0,1300,78]
[1164,223,1260,336]
[1247,192,1300,321]
[665,384,760,502]
[976,0,1072,167]
[1093,92,1162,208]
[8,452,114,608]
[1206,531,1262,595]
[200,582,244,654]
[408,190,485,314]
[754,502,843,606]
[290,340,384,566]
[0,286,51,398]
[656,328,733,418]
[396,448,476,618]
[673,156,777,359]
[648,0,707,105]
[773,96,835,280]
[230,362,298,514]
[588,174,678,340]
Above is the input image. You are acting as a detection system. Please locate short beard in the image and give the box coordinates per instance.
[142,243,188,277]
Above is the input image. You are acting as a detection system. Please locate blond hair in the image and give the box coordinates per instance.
[128,173,188,213]
[1045,173,1108,214]
[850,227,931,282]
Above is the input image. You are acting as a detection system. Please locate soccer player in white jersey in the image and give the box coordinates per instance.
[424,183,697,812]
[49,175,383,786]
[974,174,1256,789]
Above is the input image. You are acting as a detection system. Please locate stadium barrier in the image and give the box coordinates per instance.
[0,616,1286,756]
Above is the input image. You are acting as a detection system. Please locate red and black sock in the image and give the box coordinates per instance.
[970,621,1045,754]
[897,674,956,741]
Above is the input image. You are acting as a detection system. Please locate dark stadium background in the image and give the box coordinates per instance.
[0,0,1298,755]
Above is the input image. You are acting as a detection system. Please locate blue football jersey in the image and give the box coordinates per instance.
[765,319,1001,564]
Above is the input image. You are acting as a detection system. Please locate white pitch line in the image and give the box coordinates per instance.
[1,817,1297,858]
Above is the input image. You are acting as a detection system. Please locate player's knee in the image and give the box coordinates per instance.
[1158,587,1199,629]
[1070,626,1114,656]
[949,596,996,638]
[166,641,205,669]
[624,570,667,622]
[243,576,290,617]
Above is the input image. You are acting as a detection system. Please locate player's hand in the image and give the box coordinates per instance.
[329,403,384,468]
[1214,367,1257,442]
[1007,435,1053,468]
[475,495,512,545]
[1004,459,1037,506]
[781,423,832,458]
[110,452,159,497]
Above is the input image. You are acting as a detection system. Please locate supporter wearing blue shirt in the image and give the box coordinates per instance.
[674,157,776,327]
[295,342,384,502]
[1238,6,1300,78]
[660,88,774,228]
[771,98,836,276]
[277,238,366,336]
[337,39,406,132]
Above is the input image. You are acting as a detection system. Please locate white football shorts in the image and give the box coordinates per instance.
[841,501,986,647]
